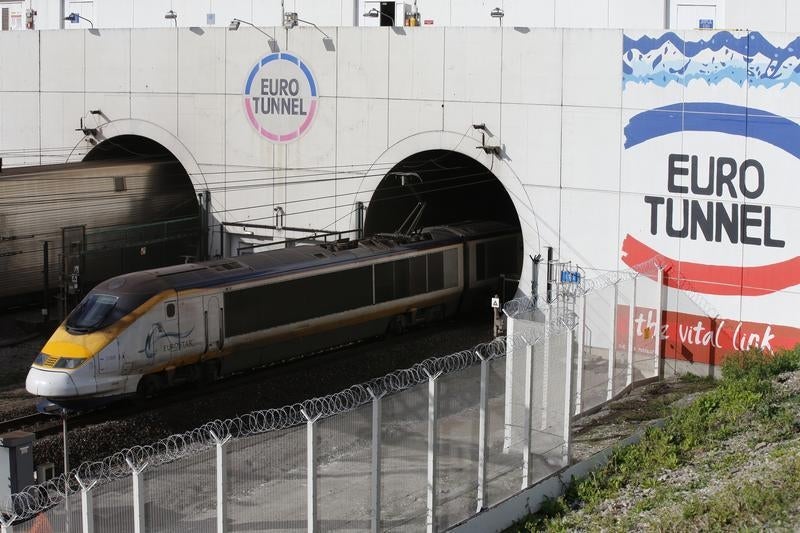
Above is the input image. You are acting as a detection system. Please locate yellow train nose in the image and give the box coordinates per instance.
[26,367,79,398]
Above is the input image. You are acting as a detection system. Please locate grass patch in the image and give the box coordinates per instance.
[507,346,800,533]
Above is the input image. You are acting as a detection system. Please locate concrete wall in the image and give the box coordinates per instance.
[2,25,800,365]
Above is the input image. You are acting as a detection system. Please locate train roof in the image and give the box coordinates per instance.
[90,220,518,300]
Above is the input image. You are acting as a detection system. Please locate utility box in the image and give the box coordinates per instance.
[0,431,35,504]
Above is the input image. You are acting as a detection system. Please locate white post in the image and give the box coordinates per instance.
[607,283,618,401]
[0,513,17,533]
[75,475,98,533]
[502,316,515,453]
[540,306,551,430]
[562,327,574,466]
[476,352,489,512]
[367,388,383,533]
[521,341,534,489]
[209,431,231,533]
[574,292,587,415]
[301,409,320,533]
[425,370,441,533]
[626,279,637,387]
[655,267,665,378]
[126,458,148,533]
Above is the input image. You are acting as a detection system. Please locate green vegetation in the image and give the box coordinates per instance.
[509,347,800,532]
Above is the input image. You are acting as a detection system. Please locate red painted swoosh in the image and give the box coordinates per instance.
[621,234,800,296]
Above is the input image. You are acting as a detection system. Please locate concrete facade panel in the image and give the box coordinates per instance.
[286,27,338,99]
[85,92,132,125]
[560,106,622,192]
[85,29,131,93]
[726,0,786,32]
[500,103,561,188]
[443,27,501,102]
[336,97,388,167]
[559,188,620,271]
[387,99,444,147]
[131,28,177,93]
[178,27,225,95]
[178,94,225,165]
[501,27,562,106]
[225,27,285,96]
[388,28,445,101]
[0,30,39,92]
[40,30,85,93]
[441,100,500,141]
[337,27,389,98]
[562,28,621,108]
[223,94,275,169]
[0,92,40,166]
[502,0,556,28]
[39,92,83,155]
[130,93,178,135]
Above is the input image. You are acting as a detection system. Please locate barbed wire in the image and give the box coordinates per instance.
[5,332,540,521]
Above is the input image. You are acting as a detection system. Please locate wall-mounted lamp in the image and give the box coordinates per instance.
[362,7,394,26]
[490,7,504,26]
[228,18,279,51]
[64,12,93,28]
[164,10,178,26]
[283,12,330,39]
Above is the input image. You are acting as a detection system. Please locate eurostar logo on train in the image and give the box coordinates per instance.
[243,52,319,143]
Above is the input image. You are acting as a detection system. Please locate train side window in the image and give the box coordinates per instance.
[374,262,394,303]
[475,243,487,281]
[166,302,176,319]
[427,252,444,291]
[443,248,459,289]
[409,256,427,295]
[394,259,410,299]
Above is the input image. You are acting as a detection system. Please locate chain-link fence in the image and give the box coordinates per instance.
[3,266,667,533]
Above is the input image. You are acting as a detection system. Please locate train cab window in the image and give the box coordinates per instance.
[66,294,119,333]
[443,248,459,289]
[166,302,176,318]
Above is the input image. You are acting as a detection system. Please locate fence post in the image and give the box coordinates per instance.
[476,350,489,512]
[209,431,231,533]
[425,370,441,533]
[540,306,551,430]
[0,513,16,533]
[301,409,320,533]
[503,316,515,453]
[607,282,618,401]
[521,339,534,489]
[75,475,98,533]
[655,266,665,379]
[562,327,574,467]
[574,291,587,415]
[125,458,148,533]
[626,278,637,387]
[367,388,384,533]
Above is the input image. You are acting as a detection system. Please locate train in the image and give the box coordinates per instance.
[25,220,522,407]
[0,159,198,309]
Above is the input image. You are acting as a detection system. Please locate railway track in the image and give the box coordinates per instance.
[0,413,59,437]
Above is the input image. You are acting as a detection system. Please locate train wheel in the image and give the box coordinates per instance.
[387,315,406,336]
[137,374,162,399]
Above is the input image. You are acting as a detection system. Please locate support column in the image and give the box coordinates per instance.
[574,292,587,415]
[626,279,637,387]
[521,341,534,489]
[502,317,515,453]
[655,267,665,379]
[209,431,231,533]
[367,388,384,533]
[476,352,489,512]
[562,327,575,467]
[126,458,148,533]
[425,371,441,533]
[607,283,618,401]
[76,475,98,533]
[301,409,320,533]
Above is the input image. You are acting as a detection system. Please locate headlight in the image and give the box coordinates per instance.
[54,358,85,369]
[33,353,47,365]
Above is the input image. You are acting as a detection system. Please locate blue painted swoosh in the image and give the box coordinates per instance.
[624,103,800,160]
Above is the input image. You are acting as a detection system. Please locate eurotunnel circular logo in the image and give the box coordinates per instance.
[243,52,318,143]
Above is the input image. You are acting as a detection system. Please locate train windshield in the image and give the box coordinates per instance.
[66,294,119,333]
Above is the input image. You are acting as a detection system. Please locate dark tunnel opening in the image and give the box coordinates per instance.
[364,150,521,235]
